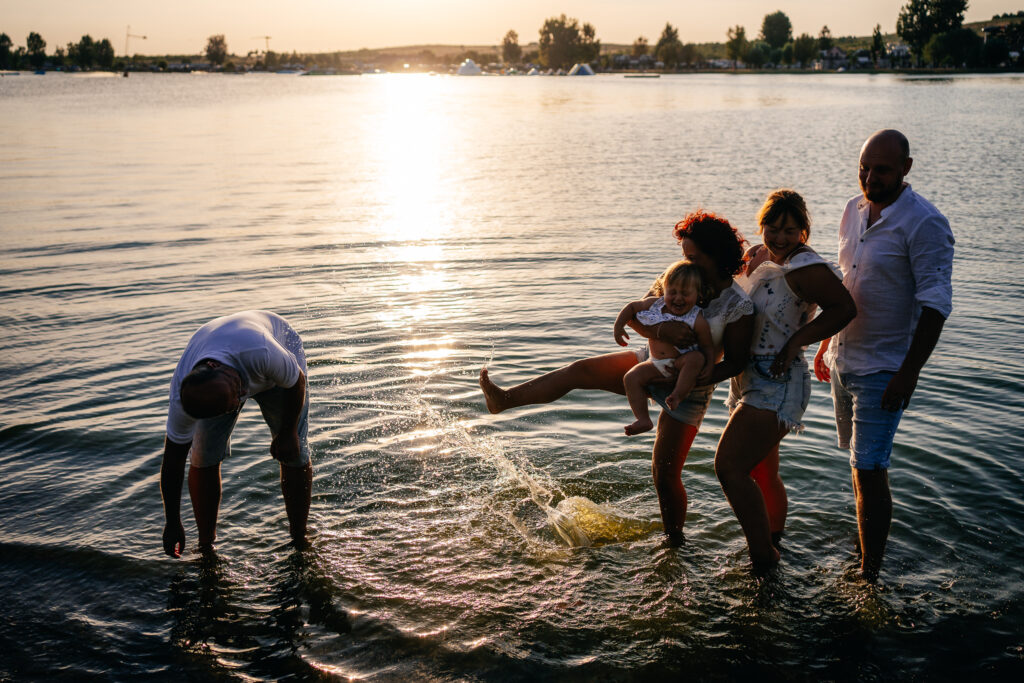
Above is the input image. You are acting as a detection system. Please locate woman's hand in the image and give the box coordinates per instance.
[770,341,800,378]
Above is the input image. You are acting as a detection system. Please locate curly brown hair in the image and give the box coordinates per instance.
[672,210,748,279]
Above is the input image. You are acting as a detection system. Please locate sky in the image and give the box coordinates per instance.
[2,1,1021,55]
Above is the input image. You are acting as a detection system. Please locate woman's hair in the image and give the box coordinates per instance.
[756,189,810,239]
[672,210,748,279]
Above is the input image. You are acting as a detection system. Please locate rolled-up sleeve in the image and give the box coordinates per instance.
[908,214,955,319]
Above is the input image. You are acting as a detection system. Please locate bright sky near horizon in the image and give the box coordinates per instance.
[3,1,1021,55]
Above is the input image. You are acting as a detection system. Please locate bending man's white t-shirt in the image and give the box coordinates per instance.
[166,310,305,445]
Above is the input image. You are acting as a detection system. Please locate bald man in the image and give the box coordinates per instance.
[815,130,954,582]
[160,311,312,556]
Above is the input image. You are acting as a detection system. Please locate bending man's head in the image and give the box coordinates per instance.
[180,360,244,419]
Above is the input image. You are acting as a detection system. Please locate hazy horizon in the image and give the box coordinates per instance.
[3,0,1022,57]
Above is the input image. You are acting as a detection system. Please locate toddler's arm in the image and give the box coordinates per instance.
[614,297,659,347]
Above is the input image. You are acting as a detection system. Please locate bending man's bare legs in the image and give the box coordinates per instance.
[281,462,313,545]
[188,464,222,550]
[480,351,639,414]
[652,413,698,543]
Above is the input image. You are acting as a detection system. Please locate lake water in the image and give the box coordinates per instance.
[1,71,1023,680]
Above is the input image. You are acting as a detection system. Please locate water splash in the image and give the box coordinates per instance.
[417,401,658,548]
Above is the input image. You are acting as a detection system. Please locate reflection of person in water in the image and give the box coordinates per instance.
[159,310,312,556]
[481,211,756,544]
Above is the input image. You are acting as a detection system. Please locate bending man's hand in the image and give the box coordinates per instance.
[163,520,186,558]
[271,431,301,463]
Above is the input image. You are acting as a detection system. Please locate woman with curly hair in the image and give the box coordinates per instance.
[480,211,759,544]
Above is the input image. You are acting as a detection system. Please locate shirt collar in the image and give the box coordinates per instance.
[857,183,914,220]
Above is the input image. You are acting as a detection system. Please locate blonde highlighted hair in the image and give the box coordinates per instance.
[651,259,709,304]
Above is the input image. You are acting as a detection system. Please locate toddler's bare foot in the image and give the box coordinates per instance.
[479,367,509,414]
[666,392,682,410]
[624,417,654,435]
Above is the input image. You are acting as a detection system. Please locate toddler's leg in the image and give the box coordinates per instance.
[623,362,664,435]
[666,352,704,410]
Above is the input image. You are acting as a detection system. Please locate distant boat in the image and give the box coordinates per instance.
[567,63,594,76]
[34,68,46,75]
[456,58,482,76]
[624,73,660,78]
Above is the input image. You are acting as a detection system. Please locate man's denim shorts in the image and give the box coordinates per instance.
[830,367,902,470]
[189,388,310,468]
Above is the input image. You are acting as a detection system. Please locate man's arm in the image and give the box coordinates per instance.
[161,437,191,557]
[270,372,307,462]
[882,306,945,411]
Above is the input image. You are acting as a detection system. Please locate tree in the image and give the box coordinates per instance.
[793,33,817,67]
[924,26,981,66]
[760,11,793,49]
[871,24,885,64]
[502,30,522,64]
[69,35,95,69]
[0,33,13,69]
[982,36,1010,66]
[205,34,228,65]
[781,42,794,65]
[897,0,968,63]
[26,31,46,68]
[580,22,600,63]
[655,23,683,67]
[746,40,771,68]
[632,36,648,57]
[818,25,834,52]
[897,0,932,61]
[931,0,968,33]
[726,25,749,67]
[680,43,702,66]
[538,14,581,69]
[95,38,115,68]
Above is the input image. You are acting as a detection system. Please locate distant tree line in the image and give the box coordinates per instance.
[0,32,115,70]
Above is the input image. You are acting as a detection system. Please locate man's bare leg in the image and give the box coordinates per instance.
[853,467,891,582]
[188,464,222,550]
[282,462,313,544]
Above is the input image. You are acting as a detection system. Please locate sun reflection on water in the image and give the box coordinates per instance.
[365,75,457,243]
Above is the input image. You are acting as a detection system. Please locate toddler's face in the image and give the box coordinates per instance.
[663,282,698,316]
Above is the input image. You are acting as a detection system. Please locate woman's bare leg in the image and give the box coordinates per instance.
[652,412,699,543]
[480,350,639,414]
[714,405,787,568]
[750,444,787,546]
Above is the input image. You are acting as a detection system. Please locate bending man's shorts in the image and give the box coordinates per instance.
[189,387,311,468]
[830,367,902,470]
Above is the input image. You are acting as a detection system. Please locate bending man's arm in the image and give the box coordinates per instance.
[882,306,945,411]
[161,437,191,558]
[270,372,307,462]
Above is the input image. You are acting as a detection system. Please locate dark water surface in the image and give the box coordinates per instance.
[2,72,1023,680]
